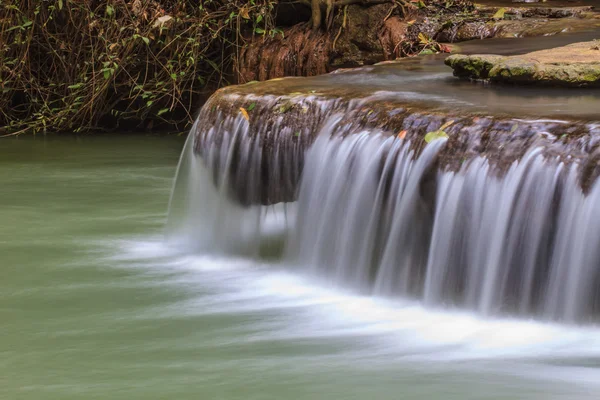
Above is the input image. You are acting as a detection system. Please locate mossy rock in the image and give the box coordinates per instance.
[489,59,538,83]
[445,54,507,79]
[446,41,600,87]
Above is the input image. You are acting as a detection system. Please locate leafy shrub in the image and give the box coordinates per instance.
[0,0,277,134]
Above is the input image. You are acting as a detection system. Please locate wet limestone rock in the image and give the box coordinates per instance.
[446,41,600,86]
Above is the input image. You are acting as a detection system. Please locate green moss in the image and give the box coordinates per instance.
[489,59,537,82]
[445,55,506,79]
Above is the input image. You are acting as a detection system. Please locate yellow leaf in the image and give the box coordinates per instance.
[398,130,407,139]
[407,20,417,26]
[240,6,250,20]
[492,7,506,20]
[240,107,250,121]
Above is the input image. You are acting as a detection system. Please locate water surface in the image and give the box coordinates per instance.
[2,135,600,399]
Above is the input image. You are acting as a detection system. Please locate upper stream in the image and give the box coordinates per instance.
[229,31,600,119]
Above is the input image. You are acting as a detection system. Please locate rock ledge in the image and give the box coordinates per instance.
[446,41,600,86]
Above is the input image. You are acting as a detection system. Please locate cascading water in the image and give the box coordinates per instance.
[166,111,298,256]
[286,126,600,323]
[166,118,265,255]
[168,97,600,324]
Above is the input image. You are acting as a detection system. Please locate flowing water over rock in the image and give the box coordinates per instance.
[170,31,600,325]
[173,109,600,323]
[286,128,600,323]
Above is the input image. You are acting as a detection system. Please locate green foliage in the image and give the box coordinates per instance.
[0,0,278,135]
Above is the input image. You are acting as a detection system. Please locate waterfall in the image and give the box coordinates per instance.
[166,111,296,256]
[285,125,600,323]
[168,108,600,324]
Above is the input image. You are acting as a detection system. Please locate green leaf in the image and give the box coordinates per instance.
[103,70,111,80]
[146,100,154,107]
[58,0,63,10]
[419,49,435,55]
[157,108,169,116]
[106,5,114,17]
[254,27,265,34]
[424,130,449,143]
[142,37,150,45]
[67,83,83,89]
[247,102,256,111]
[492,7,506,20]
[271,28,284,38]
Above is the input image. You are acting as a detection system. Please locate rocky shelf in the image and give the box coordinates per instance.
[446,40,600,86]
[193,68,600,205]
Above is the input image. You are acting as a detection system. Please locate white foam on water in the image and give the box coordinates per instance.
[113,237,600,358]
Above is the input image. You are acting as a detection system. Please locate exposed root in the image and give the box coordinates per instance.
[333,6,349,51]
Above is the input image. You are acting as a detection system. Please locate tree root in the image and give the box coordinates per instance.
[332,5,349,50]
[306,0,396,31]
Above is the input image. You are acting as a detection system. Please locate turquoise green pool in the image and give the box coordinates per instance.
[2,135,599,400]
